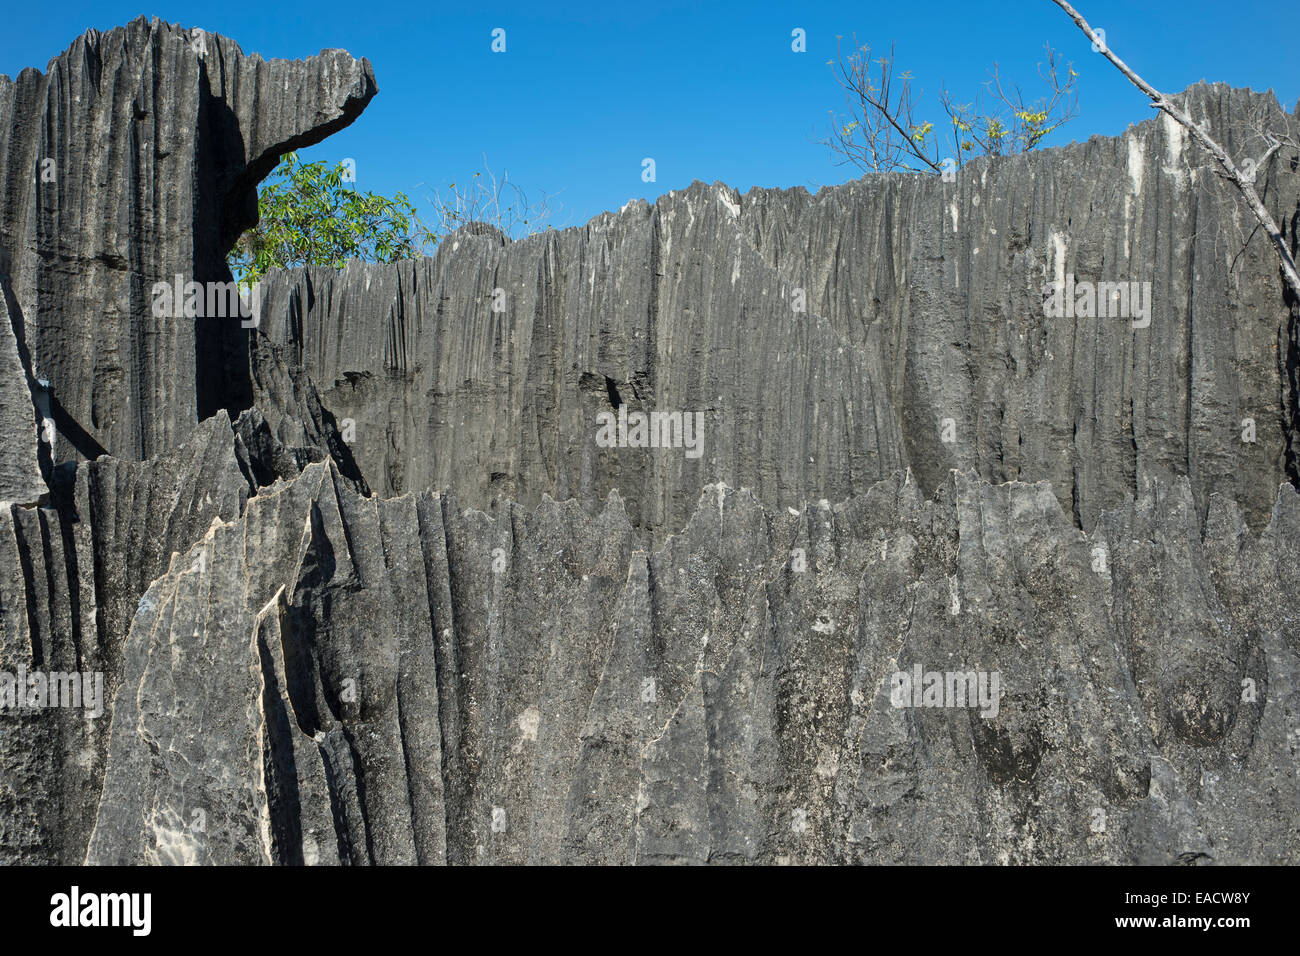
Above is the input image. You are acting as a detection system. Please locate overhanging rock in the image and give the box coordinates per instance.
[0,17,376,464]
[0,21,1297,866]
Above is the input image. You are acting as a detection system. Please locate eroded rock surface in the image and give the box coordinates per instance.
[258,85,1300,538]
[0,22,1296,865]
[0,16,375,462]
[84,465,1300,864]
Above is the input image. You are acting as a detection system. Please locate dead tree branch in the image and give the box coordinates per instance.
[1049,0,1300,301]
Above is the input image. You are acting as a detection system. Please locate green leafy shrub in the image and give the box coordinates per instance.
[228,152,433,289]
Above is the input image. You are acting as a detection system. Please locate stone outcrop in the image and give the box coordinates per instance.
[0,414,252,863]
[258,85,1300,538]
[0,16,375,463]
[0,273,45,505]
[0,21,1297,865]
[84,462,1300,864]
[0,19,373,864]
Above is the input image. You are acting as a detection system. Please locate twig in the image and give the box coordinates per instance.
[1049,0,1300,301]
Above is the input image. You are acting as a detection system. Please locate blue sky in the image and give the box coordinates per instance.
[3,1,1297,229]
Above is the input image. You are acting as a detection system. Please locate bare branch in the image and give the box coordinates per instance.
[826,35,1077,175]
[1049,0,1300,301]
[822,37,943,173]
[421,155,567,242]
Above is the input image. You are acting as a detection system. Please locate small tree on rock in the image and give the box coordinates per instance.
[823,37,1078,174]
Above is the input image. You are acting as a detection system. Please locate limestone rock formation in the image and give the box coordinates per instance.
[83,463,1300,864]
[0,16,376,463]
[0,273,45,505]
[257,85,1300,538]
[0,414,252,863]
[0,21,1297,866]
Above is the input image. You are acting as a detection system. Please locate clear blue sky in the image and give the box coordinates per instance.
[3,1,1297,228]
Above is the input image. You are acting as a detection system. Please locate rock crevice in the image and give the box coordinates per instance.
[0,23,1296,865]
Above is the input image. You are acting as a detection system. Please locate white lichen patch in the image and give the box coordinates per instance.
[517,706,540,743]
